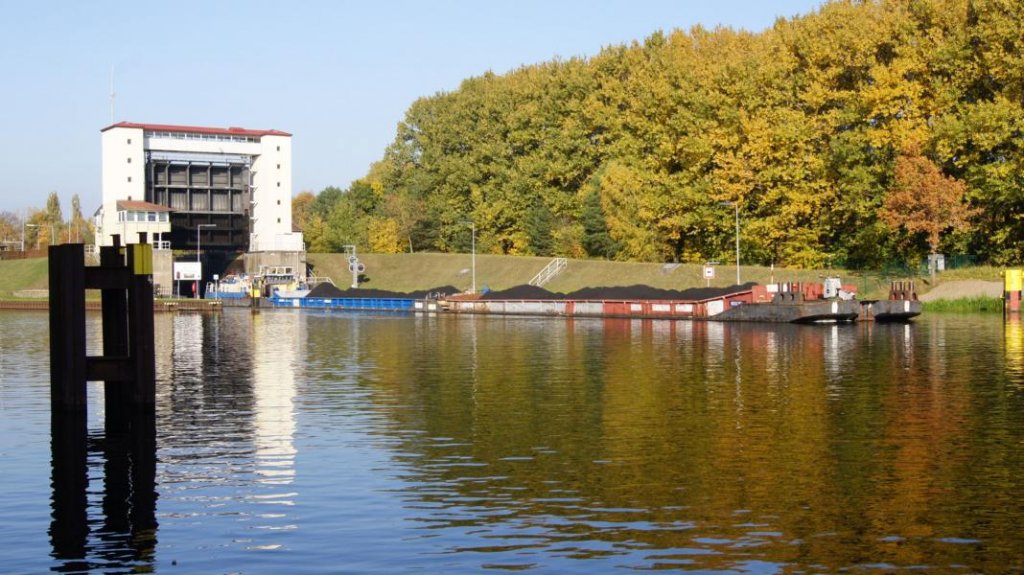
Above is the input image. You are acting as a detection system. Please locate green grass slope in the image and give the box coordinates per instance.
[0,257,49,298]
[3,252,1004,302]
[307,253,850,294]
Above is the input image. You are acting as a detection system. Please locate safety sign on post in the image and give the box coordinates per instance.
[703,264,715,287]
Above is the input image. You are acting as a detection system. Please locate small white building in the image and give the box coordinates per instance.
[97,122,303,253]
[111,200,172,248]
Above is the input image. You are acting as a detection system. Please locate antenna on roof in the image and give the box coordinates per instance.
[109,66,116,123]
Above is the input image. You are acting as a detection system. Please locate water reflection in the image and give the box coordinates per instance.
[1005,315,1024,382]
[251,311,300,486]
[21,311,1024,573]
[49,411,157,573]
[156,310,306,556]
[349,316,1024,572]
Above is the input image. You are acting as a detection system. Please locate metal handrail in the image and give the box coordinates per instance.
[529,258,567,287]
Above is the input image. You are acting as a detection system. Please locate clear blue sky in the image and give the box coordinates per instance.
[0,0,824,215]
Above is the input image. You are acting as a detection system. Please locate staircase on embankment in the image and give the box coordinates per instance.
[529,258,567,288]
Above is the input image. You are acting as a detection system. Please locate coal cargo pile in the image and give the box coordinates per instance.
[481,285,563,300]
[480,282,760,301]
[306,282,347,298]
[305,282,760,301]
[567,285,681,300]
[305,283,461,299]
[406,285,461,299]
[672,282,759,301]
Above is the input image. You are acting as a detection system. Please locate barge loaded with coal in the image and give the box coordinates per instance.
[264,277,921,323]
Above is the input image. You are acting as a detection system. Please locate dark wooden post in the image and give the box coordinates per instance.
[48,244,87,411]
[48,244,89,564]
[48,241,159,569]
[101,236,129,434]
[127,243,156,407]
[48,410,88,562]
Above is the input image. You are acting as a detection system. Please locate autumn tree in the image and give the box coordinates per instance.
[344,0,1024,267]
[879,150,976,259]
[292,191,316,232]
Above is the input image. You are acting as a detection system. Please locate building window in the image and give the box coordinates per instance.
[277,199,281,205]
[277,218,281,223]
[148,212,156,222]
[276,146,280,151]
[127,157,131,163]
[127,176,132,183]
[277,163,280,169]
[277,182,280,187]
[127,138,131,145]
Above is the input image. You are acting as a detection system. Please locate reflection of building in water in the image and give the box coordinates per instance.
[171,314,205,381]
[703,321,726,378]
[251,311,303,486]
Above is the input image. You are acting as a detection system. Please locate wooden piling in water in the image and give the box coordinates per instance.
[48,244,87,411]
[48,238,159,566]
[48,238,156,423]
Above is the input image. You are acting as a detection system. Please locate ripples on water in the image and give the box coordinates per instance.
[2,310,1024,573]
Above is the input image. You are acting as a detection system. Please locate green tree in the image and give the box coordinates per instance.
[524,201,554,256]
[69,194,93,244]
[310,186,344,220]
[580,188,617,259]
[44,192,64,246]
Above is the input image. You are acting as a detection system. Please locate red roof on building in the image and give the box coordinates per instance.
[116,200,173,212]
[102,121,291,138]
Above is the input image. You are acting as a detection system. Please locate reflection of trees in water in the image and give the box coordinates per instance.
[344,315,1024,571]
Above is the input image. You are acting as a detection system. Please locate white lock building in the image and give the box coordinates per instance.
[97,121,303,254]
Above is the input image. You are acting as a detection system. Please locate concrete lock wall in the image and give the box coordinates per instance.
[243,251,307,280]
[152,250,174,298]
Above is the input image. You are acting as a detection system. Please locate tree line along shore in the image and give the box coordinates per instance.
[293,0,1024,274]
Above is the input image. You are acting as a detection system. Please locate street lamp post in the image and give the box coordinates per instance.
[24,223,39,251]
[720,202,740,285]
[196,224,216,299]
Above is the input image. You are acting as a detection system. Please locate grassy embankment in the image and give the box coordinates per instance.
[0,252,1008,311]
[0,257,49,299]
[917,266,1005,312]
[309,252,842,294]
[921,296,1004,313]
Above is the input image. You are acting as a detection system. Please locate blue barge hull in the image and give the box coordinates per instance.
[269,295,416,311]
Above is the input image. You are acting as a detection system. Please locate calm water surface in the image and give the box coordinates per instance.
[2,309,1024,574]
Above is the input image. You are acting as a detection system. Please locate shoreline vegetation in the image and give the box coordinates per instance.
[921,296,1005,313]
[0,252,1010,313]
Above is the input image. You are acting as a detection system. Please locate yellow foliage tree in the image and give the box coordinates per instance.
[367,217,404,254]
